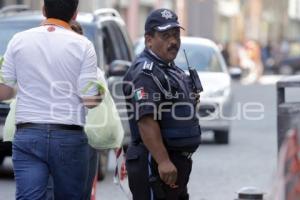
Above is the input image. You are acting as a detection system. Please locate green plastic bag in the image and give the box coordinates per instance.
[3,99,16,142]
[1,56,15,141]
[85,89,124,149]
[0,56,4,83]
[83,80,124,149]
[1,56,16,142]
[3,80,124,149]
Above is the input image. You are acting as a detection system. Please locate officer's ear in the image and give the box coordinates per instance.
[145,32,155,49]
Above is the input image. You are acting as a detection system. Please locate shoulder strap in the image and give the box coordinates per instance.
[140,61,175,99]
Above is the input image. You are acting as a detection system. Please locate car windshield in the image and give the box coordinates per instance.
[175,43,223,72]
[134,39,224,72]
[0,21,95,55]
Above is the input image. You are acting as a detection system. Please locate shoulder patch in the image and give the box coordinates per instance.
[142,61,153,71]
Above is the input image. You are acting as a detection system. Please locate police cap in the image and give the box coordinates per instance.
[145,8,184,33]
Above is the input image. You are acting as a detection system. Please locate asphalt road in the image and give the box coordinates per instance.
[0,80,282,200]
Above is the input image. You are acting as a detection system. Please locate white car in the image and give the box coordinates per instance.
[135,37,234,144]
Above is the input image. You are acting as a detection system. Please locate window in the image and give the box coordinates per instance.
[175,43,223,72]
[101,20,133,65]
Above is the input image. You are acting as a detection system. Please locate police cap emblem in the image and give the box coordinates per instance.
[161,10,173,20]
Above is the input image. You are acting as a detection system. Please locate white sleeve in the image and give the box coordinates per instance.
[78,41,98,97]
[1,37,17,88]
[96,68,107,87]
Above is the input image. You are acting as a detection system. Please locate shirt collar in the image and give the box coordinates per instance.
[147,48,174,67]
[41,18,72,30]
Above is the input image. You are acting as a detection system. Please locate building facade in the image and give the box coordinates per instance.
[1,0,298,43]
[0,0,174,42]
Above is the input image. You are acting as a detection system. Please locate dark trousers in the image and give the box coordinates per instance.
[126,144,192,200]
[83,146,99,200]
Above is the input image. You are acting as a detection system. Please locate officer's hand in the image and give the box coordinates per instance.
[158,160,177,186]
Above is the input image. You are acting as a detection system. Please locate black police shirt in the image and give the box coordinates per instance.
[123,48,197,144]
[123,51,163,121]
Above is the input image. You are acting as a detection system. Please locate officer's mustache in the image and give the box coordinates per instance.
[167,44,179,52]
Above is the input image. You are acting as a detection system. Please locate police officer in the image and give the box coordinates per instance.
[123,8,202,200]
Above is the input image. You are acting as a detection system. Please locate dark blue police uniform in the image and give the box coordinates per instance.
[123,48,201,200]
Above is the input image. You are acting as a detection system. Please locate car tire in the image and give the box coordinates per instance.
[214,130,229,144]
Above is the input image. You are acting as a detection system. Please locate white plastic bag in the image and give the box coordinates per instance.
[3,99,16,142]
[85,89,124,149]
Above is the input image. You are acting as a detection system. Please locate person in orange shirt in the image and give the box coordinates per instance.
[0,0,101,199]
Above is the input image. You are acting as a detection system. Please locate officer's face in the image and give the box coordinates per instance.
[146,28,181,63]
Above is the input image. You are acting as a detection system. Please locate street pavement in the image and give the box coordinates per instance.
[0,76,284,200]
[97,81,279,200]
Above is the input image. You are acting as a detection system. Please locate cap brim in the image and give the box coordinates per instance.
[154,22,184,32]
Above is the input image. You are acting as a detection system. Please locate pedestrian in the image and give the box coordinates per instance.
[0,0,100,199]
[123,8,202,200]
[221,42,231,66]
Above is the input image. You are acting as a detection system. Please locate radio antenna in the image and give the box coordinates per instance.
[183,49,191,69]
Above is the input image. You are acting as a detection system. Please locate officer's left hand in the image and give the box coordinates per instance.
[158,159,177,186]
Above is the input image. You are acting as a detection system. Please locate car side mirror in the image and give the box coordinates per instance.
[229,67,242,80]
[108,60,131,77]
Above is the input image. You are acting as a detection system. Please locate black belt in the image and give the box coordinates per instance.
[133,142,193,159]
[16,123,83,131]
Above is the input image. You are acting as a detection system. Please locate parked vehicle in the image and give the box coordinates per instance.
[276,55,300,75]
[135,37,234,144]
[269,41,300,75]
[0,5,133,179]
